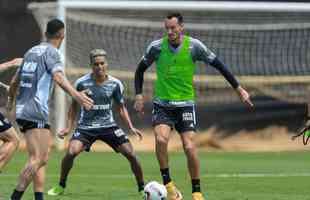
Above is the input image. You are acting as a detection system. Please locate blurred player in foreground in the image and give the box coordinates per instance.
[48,49,145,198]
[0,58,22,172]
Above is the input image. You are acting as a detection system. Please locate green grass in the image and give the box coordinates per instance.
[1,150,310,200]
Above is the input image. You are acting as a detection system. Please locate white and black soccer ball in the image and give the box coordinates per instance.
[144,181,167,200]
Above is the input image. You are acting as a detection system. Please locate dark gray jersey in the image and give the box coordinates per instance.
[16,42,64,123]
[75,74,124,130]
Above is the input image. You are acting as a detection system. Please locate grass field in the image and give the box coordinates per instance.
[0,150,309,200]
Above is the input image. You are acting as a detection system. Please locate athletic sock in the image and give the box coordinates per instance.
[192,179,201,193]
[138,182,145,192]
[160,168,172,185]
[34,192,44,200]
[59,178,67,188]
[10,189,24,200]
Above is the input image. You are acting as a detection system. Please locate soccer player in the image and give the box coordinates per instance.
[47,49,145,198]
[0,58,21,172]
[134,13,253,200]
[7,19,94,200]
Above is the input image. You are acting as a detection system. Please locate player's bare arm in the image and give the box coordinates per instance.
[117,103,143,140]
[0,58,23,72]
[53,71,94,110]
[7,69,20,112]
[58,100,79,139]
[0,58,22,92]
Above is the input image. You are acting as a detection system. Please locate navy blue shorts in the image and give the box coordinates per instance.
[16,119,50,133]
[152,103,197,133]
[0,112,12,133]
[71,126,129,152]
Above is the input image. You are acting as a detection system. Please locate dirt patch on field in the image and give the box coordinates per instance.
[88,126,309,152]
[12,126,308,152]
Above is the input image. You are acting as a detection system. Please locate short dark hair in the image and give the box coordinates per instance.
[166,12,183,24]
[45,18,65,39]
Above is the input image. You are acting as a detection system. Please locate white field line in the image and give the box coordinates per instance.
[1,173,310,178]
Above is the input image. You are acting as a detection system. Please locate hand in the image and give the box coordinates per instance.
[11,58,23,67]
[57,127,71,139]
[134,94,144,115]
[236,86,254,108]
[130,127,143,141]
[75,90,94,110]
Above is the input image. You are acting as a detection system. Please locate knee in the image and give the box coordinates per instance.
[183,141,196,154]
[30,155,48,168]
[5,136,19,149]
[66,148,80,159]
[155,134,169,146]
[11,137,20,149]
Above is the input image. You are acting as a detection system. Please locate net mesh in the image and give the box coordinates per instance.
[28,3,310,109]
[62,9,310,105]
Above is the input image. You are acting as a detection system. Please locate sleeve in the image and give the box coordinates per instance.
[141,42,159,66]
[210,57,240,89]
[45,47,64,74]
[74,80,84,91]
[192,38,217,64]
[113,81,125,104]
[134,60,150,95]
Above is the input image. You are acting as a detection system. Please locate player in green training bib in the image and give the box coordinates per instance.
[134,13,253,200]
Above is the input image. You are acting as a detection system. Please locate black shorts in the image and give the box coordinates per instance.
[16,119,50,133]
[152,103,197,133]
[0,112,12,133]
[71,126,129,152]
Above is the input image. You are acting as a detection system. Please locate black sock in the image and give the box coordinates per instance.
[34,192,44,200]
[59,178,67,188]
[138,182,145,192]
[192,179,201,193]
[10,189,24,200]
[160,168,172,185]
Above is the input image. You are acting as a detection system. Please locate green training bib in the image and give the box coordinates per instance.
[155,35,196,100]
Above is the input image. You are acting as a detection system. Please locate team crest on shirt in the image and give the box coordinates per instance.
[73,131,80,137]
[83,82,94,87]
[22,62,38,73]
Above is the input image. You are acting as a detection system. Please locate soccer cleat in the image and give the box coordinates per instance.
[47,185,64,196]
[165,181,182,200]
[192,192,206,200]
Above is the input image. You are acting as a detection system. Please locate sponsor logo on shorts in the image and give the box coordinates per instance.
[182,112,193,121]
[114,129,125,137]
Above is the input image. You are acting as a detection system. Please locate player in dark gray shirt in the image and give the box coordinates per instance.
[8,19,94,200]
[47,49,145,198]
[74,73,125,130]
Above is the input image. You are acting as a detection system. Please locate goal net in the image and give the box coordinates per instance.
[28,1,310,142]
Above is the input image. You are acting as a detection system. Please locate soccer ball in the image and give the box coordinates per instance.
[144,181,167,200]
